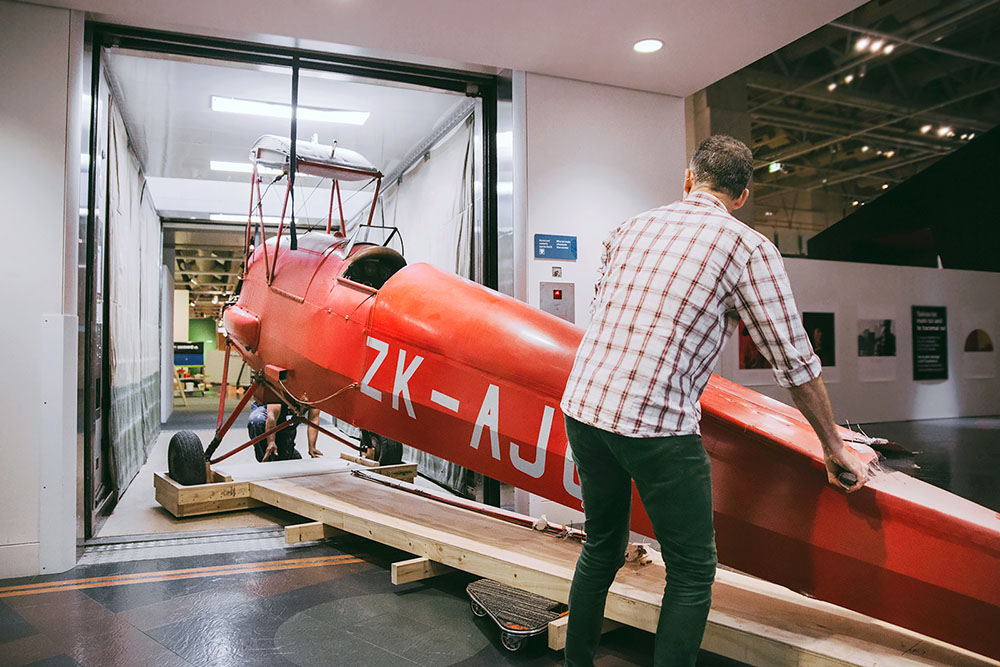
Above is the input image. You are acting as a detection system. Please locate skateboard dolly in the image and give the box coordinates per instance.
[466,579,568,652]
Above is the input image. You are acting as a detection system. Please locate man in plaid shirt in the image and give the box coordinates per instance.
[560,135,869,667]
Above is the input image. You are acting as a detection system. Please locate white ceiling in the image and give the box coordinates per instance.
[104,50,467,221]
[45,0,866,97]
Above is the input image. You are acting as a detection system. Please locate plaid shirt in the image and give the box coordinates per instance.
[561,191,820,437]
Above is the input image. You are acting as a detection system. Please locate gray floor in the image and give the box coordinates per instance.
[859,415,1000,512]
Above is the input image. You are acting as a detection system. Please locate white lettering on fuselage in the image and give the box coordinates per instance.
[469,384,501,460]
[392,349,424,419]
[360,337,389,401]
[359,340,581,500]
[510,405,553,479]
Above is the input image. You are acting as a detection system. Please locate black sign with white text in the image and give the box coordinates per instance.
[912,306,948,381]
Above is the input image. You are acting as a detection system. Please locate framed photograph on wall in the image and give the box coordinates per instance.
[961,307,996,379]
[800,308,839,382]
[857,306,897,382]
[731,320,775,386]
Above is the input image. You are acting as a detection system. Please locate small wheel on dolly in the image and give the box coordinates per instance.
[500,632,525,652]
[470,599,487,617]
[167,430,207,486]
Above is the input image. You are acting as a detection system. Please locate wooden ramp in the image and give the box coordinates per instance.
[244,471,996,667]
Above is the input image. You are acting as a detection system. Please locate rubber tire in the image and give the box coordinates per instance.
[500,633,525,652]
[375,436,403,466]
[168,430,207,486]
[470,600,487,618]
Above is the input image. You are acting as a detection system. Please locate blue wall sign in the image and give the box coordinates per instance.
[534,234,578,260]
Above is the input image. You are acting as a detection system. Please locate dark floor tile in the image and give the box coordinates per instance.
[0,633,65,667]
[117,587,261,632]
[0,600,36,644]
[144,596,292,667]
[22,656,80,667]
[274,612,417,667]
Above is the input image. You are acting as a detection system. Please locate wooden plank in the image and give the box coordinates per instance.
[285,521,343,544]
[247,473,998,667]
[547,615,620,651]
[153,472,262,517]
[391,557,454,585]
[370,462,417,483]
[340,452,379,467]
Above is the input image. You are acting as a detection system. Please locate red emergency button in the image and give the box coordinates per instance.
[553,289,562,300]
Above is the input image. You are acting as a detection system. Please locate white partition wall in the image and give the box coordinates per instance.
[0,1,82,577]
[719,258,1000,424]
[521,73,687,327]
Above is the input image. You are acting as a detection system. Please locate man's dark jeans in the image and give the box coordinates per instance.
[563,415,717,667]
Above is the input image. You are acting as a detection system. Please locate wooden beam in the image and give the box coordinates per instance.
[285,521,343,544]
[247,474,995,667]
[153,472,261,517]
[391,557,454,585]
[547,615,620,651]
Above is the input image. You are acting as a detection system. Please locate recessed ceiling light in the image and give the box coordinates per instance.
[633,39,663,54]
[211,96,369,125]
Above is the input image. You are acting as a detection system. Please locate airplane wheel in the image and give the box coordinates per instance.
[500,632,525,652]
[375,436,403,466]
[168,430,206,486]
[360,430,404,466]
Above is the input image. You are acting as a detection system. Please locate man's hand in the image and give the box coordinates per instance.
[308,446,323,458]
[263,440,278,462]
[823,443,869,493]
[789,376,871,494]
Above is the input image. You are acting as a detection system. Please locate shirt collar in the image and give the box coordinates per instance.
[684,190,728,213]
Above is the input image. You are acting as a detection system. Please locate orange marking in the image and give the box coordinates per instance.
[0,555,363,598]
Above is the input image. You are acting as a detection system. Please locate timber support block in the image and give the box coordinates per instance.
[547,615,620,651]
[391,556,454,585]
[285,521,344,544]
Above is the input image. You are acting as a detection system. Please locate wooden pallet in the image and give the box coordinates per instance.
[153,467,997,666]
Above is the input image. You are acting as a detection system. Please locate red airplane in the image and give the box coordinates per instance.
[168,136,1000,660]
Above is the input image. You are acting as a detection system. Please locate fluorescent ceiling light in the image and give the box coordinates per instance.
[210,160,282,176]
[633,39,663,54]
[211,96,369,125]
[210,213,283,224]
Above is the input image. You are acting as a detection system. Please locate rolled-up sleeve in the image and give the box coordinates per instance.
[732,241,821,388]
[590,227,618,317]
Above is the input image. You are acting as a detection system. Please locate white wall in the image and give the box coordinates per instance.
[0,1,82,577]
[173,288,189,341]
[514,72,687,522]
[520,73,687,326]
[719,258,1000,424]
[160,266,174,423]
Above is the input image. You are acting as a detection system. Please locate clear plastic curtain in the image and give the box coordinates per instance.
[377,114,476,494]
[107,101,161,494]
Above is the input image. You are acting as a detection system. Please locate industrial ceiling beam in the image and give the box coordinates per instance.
[754,76,1000,168]
[749,0,1000,113]
[829,20,1000,67]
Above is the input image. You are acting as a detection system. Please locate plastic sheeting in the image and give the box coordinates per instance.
[107,101,161,494]
[377,114,477,495]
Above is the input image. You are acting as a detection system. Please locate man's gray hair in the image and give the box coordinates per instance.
[689,135,753,199]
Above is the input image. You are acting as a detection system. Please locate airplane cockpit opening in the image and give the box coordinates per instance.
[342,245,407,290]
